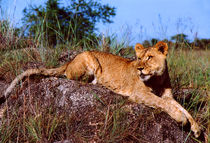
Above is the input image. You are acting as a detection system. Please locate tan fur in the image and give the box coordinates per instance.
[3,41,200,137]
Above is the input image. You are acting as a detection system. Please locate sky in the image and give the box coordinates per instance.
[1,0,210,44]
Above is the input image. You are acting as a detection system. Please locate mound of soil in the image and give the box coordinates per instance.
[0,77,199,143]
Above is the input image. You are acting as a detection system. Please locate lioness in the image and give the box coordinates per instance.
[2,41,200,137]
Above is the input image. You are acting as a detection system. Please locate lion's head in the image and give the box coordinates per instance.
[134,41,168,81]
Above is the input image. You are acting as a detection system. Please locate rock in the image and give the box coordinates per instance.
[1,77,197,142]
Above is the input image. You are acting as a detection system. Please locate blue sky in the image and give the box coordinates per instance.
[1,0,210,43]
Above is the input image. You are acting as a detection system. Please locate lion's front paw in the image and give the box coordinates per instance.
[191,122,201,138]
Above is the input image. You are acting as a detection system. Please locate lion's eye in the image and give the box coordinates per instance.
[138,57,141,60]
[147,56,153,60]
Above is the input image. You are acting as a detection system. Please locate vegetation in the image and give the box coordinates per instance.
[0,0,209,142]
[171,33,189,43]
[22,0,116,46]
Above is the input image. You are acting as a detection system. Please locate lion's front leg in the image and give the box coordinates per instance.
[128,90,200,137]
[161,88,201,138]
[163,96,201,138]
[161,88,173,98]
[128,91,187,124]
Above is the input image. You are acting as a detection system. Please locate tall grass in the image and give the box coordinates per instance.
[0,3,209,143]
[1,38,209,142]
[168,48,209,89]
[167,46,209,141]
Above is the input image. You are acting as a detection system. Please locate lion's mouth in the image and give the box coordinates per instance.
[139,73,152,81]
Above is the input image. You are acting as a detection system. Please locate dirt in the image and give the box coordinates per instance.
[0,76,202,143]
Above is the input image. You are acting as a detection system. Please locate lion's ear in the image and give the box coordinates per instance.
[135,43,144,53]
[155,41,168,55]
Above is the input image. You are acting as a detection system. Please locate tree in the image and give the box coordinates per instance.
[194,38,210,49]
[171,33,189,43]
[150,38,159,45]
[22,0,116,46]
[142,40,151,47]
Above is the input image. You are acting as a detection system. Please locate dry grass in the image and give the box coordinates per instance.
[168,48,209,142]
[0,23,209,142]
[0,45,209,142]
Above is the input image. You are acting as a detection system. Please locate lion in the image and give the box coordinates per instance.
[1,41,201,137]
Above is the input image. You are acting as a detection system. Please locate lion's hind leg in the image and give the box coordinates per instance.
[65,51,101,82]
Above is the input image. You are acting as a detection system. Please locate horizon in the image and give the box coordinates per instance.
[1,0,210,44]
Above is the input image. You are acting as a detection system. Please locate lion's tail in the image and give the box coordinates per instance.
[3,63,68,100]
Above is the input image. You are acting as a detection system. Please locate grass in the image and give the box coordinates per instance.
[0,18,209,143]
[168,48,209,89]
[167,48,209,140]
[168,49,209,103]
[0,41,209,142]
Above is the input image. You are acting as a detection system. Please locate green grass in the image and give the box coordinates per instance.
[0,45,209,142]
[167,48,209,139]
[168,48,209,89]
[0,16,209,142]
